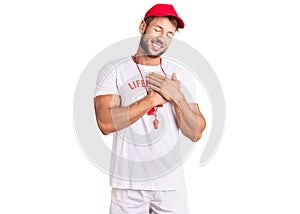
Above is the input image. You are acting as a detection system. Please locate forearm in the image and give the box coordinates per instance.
[95,93,162,135]
[109,96,155,133]
[173,94,206,142]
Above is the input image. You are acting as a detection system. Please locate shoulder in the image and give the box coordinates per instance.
[101,56,132,71]
[161,56,195,82]
[97,56,133,80]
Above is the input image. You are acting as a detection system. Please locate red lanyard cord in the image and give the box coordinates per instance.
[133,56,166,116]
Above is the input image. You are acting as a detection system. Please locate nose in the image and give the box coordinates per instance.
[158,34,171,44]
[156,36,164,44]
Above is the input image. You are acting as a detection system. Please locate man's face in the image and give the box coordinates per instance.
[140,17,177,58]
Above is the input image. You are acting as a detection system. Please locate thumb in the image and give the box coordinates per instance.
[172,73,177,81]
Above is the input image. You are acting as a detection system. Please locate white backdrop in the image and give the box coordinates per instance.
[1,0,299,213]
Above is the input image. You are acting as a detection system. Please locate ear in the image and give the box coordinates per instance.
[139,20,146,34]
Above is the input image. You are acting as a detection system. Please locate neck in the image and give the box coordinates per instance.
[134,47,160,66]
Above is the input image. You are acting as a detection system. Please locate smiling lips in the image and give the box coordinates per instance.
[151,41,163,51]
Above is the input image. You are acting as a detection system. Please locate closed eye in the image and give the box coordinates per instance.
[166,32,174,38]
[154,27,162,32]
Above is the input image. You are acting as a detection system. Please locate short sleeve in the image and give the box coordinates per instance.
[180,72,197,104]
[94,61,119,97]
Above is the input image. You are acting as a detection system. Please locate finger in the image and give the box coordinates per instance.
[148,83,161,92]
[172,73,177,81]
[148,72,166,80]
[147,77,162,88]
[147,74,164,84]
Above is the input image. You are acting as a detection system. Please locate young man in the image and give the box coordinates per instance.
[94,4,206,214]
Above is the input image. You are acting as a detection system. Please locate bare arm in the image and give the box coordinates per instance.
[94,91,167,135]
[147,72,206,142]
[173,95,206,142]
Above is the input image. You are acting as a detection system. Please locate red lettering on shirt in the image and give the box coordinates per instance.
[128,79,147,90]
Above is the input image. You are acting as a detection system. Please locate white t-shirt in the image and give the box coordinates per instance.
[95,56,197,190]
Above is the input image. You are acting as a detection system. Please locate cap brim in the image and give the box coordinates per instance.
[174,16,185,29]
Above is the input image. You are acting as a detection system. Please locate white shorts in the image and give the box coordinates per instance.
[110,188,189,214]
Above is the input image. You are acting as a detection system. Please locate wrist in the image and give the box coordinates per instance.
[146,92,159,107]
[172,92,185,105]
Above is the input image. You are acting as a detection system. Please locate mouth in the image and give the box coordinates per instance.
[151,41,163,51]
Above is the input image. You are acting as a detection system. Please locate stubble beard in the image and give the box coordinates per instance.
[140,34,166,58]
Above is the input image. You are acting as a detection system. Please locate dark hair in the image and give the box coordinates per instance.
[144,16,179,31]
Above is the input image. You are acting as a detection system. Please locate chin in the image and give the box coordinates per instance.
[147,54,161,58]
[147,50,166,58]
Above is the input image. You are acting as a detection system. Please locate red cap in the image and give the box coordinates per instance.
[144,4,185,29]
